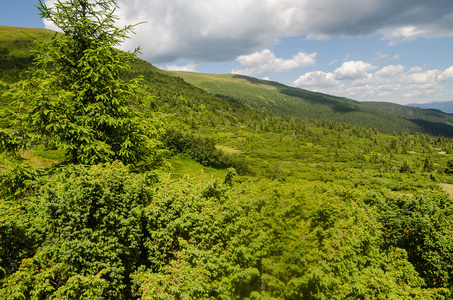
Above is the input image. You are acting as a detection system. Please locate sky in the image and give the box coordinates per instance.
[2,1,453,104]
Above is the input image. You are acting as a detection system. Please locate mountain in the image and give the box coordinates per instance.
[407,101,453,114]
[2,25,453,137]
[170,71,453,136]
[2,25,453,299]
[365,101,453,136]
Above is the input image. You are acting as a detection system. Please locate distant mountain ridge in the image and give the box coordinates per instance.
[170,71,453,137]
[407,101,453,114]
[2,25,453,137]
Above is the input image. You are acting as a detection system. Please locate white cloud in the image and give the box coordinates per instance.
[333,61,377,80]
[165,64,198,72]
[293,71,339,89]
[232,49,316,75]
[382,26,423,45]
[41,0,453,64]
[438,66,453,81]
[374,65,405,78]
[403,68,440,84]
[293,64,453,103]
[305,34,330,41]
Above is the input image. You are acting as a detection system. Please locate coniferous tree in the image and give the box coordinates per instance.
[3,0,160,165]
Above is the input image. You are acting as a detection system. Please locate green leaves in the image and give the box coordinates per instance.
[1,159,452,299]
[5,0,162,165]
[379,191,453,289]
[0,162,153,299]
[2,2,453,299]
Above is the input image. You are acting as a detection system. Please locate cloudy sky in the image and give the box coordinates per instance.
[3,0,453,104]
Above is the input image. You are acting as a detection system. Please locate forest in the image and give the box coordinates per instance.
[1,1,453,299]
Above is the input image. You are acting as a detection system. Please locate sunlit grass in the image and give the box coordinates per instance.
[440,183,453,197]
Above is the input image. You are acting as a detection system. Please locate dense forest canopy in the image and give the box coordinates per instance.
[1,1,453,299]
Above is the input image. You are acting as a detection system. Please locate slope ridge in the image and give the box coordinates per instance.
[170,71,453,136]
[1,25,453,137]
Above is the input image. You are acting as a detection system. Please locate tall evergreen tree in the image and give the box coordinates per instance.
[3,0,160,165]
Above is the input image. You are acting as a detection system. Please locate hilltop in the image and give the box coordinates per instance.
[169,71,453,136]
[2,25,453,137]
[408,100,453,114]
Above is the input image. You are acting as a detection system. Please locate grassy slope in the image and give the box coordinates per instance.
[0,26,55,55]
[1,25,453,180]
[2,24,453,136]
[0,26,57,83]
[367,101,453,128]
[170,71,453,136]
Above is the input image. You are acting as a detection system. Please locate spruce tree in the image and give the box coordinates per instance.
[5,0,160,165]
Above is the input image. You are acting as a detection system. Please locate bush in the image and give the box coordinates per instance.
[0,162,153,299]
[163,128,250,174]
[379,191,453,290]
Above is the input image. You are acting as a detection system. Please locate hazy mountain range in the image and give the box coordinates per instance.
[407,101,453,114]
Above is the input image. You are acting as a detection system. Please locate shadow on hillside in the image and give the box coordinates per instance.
[231,75,360,114]
[410,119,453,137]
[232,74,286,88]
[279,87,359,114]
[0,56,34,70]
[228,75,453,137]
[215,94,243,106]
[426,108,453,116]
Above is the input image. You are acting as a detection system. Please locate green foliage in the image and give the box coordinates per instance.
[0,162,262,299]
[0,163,40,201]
[132,174,257,299]
[0,162,153,299]
[3,0,161,165]
[445,160,453,175]
[0,129,23,159]
[3,13,453,300]
[163,128,250,175]
[244,183,447,299]
[379,191,453,290]
[400,160,411,173]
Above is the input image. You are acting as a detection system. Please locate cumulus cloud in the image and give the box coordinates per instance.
[293,63,453,103]
[403,68,441,84]
[375,65,405,77]
[439,66,453,81]
[333,61,377,80]
[232,49,316,75]
[42,0,453,64]
[165,64,198,72]
[293,71,339,88]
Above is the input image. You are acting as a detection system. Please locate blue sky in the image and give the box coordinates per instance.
[2,0,453,104]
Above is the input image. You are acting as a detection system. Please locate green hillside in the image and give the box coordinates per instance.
[0,26,57,82]
[2,25,453,136]
[367,101,453,132]
[2,22,453,299]
[170,71,453,136]
[408,100,453,114]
